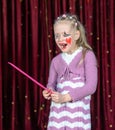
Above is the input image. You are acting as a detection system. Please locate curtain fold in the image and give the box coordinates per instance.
[0,0,115,130]
[0,0,2,129]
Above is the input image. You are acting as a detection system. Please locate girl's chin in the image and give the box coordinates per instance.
[60,48,69,53]
[61,48,75,54]
[59,45,70,52]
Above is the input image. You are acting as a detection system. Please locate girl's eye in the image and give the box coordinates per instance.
[54,32,71,39]
[63,32,71,37]
[55,34,60,39]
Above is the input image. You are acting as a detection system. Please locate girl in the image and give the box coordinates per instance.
[43,14,98,130]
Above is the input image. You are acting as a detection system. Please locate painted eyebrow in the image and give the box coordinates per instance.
[63,32,71,37]
[54,32,71,39]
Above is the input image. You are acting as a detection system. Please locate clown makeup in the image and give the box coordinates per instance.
[66,36,72,44]
[55,32,72,41]
[54,22,79,53]
[55,32,72,50]
[54,32,72,50]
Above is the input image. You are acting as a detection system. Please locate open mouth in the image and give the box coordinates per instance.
[58,43,68,50]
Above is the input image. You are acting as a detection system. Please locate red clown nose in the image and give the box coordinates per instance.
[66,37,72,44]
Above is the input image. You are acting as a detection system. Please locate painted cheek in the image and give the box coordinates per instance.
[66,37,72,44]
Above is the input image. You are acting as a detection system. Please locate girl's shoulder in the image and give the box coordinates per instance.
[52,53,62,62]
[85,50,96,58]
[84,49,97,64]
[50,53,63,66]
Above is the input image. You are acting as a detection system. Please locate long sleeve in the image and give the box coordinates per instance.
[69,51,98,101]
[47,59,58,90]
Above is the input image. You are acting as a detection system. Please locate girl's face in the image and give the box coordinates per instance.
[54,22,80,54]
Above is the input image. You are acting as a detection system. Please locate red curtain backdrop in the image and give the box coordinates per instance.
[0,0,115,130]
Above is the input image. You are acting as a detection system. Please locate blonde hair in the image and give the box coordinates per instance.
[54,14,92,56]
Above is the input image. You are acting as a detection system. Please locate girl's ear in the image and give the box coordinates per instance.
[74,30,80,40]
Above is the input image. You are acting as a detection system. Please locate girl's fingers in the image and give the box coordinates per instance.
[47,88,54,94]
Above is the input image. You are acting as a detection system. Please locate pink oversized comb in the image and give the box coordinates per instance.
[8,62,47,90]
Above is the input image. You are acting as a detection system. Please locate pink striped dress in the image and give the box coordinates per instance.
[47,47,98,130]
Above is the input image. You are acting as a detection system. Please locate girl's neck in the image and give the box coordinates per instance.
[67,45,79,54]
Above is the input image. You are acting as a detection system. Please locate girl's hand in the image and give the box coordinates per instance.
[51,92,72,103]
[42,89,52,100]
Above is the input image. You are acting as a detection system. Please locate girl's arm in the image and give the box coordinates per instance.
[69,51,98,101]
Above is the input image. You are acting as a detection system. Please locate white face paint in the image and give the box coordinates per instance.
[54,22,80,54]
